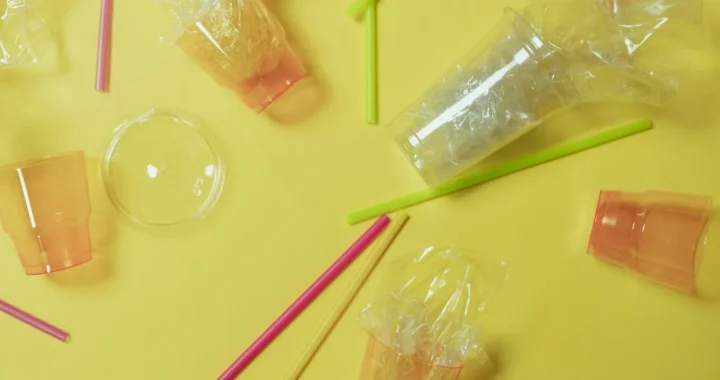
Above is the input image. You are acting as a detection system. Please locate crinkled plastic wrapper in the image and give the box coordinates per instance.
[392,0,714,186]
[163,0,306,113]
[523,0,712,106]
[358,247,507,380]
[0,0,50,68]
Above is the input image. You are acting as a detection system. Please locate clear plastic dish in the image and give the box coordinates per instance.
[103,109,225,227]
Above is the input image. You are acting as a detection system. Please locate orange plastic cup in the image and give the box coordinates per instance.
[588,190,712,293]
[0,151,92,275]
[176,0,307,113]
[359,337,463,380]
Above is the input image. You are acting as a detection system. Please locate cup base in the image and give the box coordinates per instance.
[234,53,308,113]
[359,336,463,380]
[22,251,92,276]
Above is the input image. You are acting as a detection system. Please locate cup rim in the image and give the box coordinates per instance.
[0,151,85,173]
[364,335,465,371]
[102,108,225,229]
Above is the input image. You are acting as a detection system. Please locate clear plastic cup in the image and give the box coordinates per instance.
[175,0,307,113]
[390,8,579,186]
[0,151,92,275]
[359,336,462,380]
[588,190,712,293]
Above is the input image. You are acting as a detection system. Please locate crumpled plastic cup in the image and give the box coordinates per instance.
[588,190,712,293]
[0,151,92,275]
[359,336,462,380]
[522,0,717,107]
[0,0,51,68]
[390,8,579,186]
[175,0,307,113]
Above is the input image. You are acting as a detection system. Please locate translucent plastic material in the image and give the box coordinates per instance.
[523,0,713,106]
[393,1,713,185]
[588,190,712,293]
[358,247,507,379]
[359,337,462,380]
[0,0,50,68]
[103,109,224,227]
[390,9,579,186]
[167,0,307,113]
[0,151,92,275]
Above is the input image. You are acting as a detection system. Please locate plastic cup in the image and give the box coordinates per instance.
[0,151,92,275]
[175,0,307,113]
[588,190,712,293]
[390,8,579,186]
[359,336,462,380]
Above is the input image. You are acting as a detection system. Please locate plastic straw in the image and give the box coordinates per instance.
[287,213,409,380]
[217,215,391,380]
[95,0,113,92]
[347,119,653,224]
[347,0,374,20]
[366,0,378,124]
[0,299,70,342]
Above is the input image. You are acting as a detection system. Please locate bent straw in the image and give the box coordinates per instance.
[95,0,113,92]
[218,215,391,380]
[347,0,374,20]
[366,0,378,124]
[287,213,409,380]
[0,299,70,342]
[347,119,653,224]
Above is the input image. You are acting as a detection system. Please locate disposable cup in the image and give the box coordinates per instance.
[358,336,462,380]
[0,151,92,275]
[175,0,307,113]
[390,8,579,186]
[588,190,712,293]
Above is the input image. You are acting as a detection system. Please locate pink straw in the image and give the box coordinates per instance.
[217,214,391,380]
[95,0,113,92]
[0,299,70,342]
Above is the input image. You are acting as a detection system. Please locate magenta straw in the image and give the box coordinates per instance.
[0,299,70,342]
[217,214,391,380]
[95,0,113,92]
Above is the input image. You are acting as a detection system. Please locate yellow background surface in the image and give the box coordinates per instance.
[2,0,720,379]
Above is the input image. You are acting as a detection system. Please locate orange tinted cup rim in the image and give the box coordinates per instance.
[366,335,465,371]
[23,251,93,276]
[0,151,85,173]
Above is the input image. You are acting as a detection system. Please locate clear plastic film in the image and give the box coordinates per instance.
[162,0,306,113]
[0,0,50,68]
[522,0,714,106]
[358,247,508,380]
[392,0,715,186]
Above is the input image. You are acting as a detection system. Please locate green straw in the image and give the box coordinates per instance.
[347,119,653,225]
[366,1,378,124]
[347,0,374,20]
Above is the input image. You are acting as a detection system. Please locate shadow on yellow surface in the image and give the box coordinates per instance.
[459,343,505,380]
[266,75,327,124]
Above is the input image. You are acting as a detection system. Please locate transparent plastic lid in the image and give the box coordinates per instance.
[103,109,224,227]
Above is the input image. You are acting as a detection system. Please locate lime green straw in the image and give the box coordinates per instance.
[366,1,378,124]
[347,0,373,20]
[347,119,653,224]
